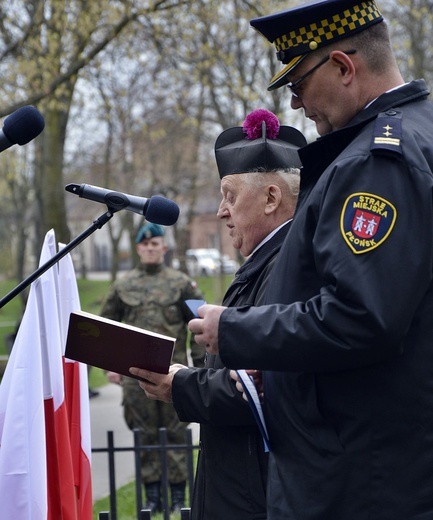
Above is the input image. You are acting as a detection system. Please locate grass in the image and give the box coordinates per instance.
[93,481,145,520]
[0,279,28,356]
[92,480,190,520]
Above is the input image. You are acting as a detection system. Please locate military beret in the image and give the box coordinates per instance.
[215,108,307,178]
[135,223,165,243]
[250,0,383,90]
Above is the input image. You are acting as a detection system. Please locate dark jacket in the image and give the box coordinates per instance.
[172,223,291,520]
[219,80,433,519]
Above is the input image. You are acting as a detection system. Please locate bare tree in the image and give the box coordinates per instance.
[0,0,191,268]
[0,0,430,280]
[382,0,433,87]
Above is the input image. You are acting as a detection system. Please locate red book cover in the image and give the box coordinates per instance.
[65,310,175,377]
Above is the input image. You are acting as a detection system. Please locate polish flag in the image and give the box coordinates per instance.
[58,245,92,518]
[0,281,48,518]
[39,230,77,519]
[0,230,92,518]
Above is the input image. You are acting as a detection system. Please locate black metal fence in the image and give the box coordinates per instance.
[98,511,191,520]
[93,427,199,520]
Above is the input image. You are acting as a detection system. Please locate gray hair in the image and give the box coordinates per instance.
[241,168,300,198]
[318,21,396,75]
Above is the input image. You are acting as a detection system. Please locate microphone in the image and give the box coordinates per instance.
[65,183,180,225]
[0,105,45,152]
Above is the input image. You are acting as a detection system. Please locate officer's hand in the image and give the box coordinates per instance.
[188,304,226,355]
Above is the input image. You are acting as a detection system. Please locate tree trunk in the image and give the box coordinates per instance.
[34,92,74,255]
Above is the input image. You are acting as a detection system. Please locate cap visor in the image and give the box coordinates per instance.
[267,55,307,91]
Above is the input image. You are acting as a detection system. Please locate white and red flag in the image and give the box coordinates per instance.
[58,244,92,518]
[0,230,92,518]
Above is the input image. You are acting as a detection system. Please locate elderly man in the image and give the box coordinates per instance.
[189,1,433,519]
[130,109,306,519]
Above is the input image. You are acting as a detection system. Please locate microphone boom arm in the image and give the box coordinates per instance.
[0,209,115,309]
[0,180,180,308]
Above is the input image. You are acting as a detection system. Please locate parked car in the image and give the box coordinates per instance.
[220,254,239,274]
[185,249,220,276]
[185,249,238,277]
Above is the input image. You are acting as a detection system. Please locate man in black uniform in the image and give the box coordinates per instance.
[130,109,306,519]
[189,1,433,519]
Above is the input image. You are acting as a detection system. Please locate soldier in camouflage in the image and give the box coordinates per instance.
[102,222,205,514]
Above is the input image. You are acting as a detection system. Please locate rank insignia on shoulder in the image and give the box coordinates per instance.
[340,193,397,254]
[370,110,402,156]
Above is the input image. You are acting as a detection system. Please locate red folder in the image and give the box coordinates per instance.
[65,310,175,378]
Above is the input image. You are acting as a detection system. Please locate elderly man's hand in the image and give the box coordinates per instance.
[188,304,226,355]
[129,364,186,403]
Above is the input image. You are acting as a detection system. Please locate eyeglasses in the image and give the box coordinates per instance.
[286,50,357,98]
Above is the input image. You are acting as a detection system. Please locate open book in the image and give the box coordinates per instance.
[65,310,175,378]
[236,369,270,452]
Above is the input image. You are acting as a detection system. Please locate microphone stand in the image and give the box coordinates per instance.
[0,208,117,310]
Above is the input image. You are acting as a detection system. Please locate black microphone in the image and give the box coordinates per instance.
[65,183,180,225]
[0,105,45,152]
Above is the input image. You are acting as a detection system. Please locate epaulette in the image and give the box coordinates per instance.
[370,110,403,156]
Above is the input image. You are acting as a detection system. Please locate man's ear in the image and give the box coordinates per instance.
[264,185,282,214]
[330,50,356,86]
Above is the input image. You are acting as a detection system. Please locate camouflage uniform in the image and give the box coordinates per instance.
[101,261,205,486]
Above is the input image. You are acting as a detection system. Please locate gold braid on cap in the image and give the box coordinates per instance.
[275,1,382,61]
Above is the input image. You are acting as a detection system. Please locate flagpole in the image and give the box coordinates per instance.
[0,209,116,309]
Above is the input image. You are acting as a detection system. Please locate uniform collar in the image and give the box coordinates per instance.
[299,79,429,177]
[138,262,165,275]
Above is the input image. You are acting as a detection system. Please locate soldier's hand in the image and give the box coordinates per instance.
[107,371,122,385]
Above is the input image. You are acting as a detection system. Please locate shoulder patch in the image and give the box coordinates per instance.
[340,193,397,254]
[370,110,402,156]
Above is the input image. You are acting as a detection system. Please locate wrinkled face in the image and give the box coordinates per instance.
[217,174,268,257]
[136,236,167,265]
